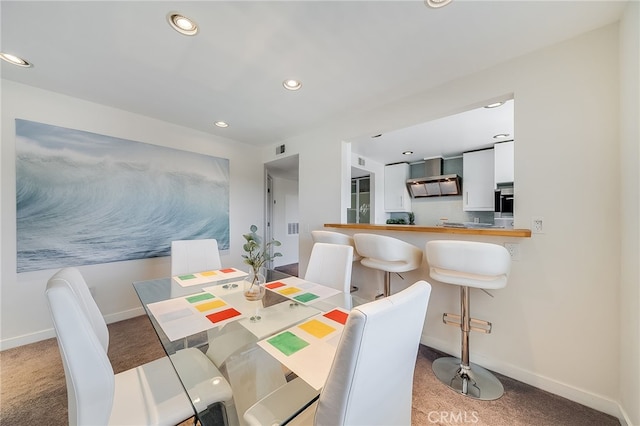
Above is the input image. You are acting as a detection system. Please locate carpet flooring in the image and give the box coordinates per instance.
[1,315,620,426]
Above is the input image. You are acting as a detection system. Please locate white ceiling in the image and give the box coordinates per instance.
[1,1,627,167]
[351,98,514,167]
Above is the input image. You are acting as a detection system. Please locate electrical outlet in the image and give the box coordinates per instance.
[504,242,520,261]
[532,216,545,234]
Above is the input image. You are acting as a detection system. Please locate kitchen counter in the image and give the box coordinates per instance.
[324,223,531,238]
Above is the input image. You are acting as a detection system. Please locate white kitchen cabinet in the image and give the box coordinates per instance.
[463,149,494,211]
[384,163,412,212]
[494,140,514,184]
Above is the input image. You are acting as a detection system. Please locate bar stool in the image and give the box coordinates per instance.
[353,233,422,298]
[312,230,362,293]
[425,240,511,400]
[311,230,362,261]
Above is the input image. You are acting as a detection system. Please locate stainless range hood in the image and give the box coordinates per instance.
[406,157,461,198]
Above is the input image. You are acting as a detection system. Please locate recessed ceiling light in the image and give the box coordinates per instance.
[167,13,198,36]
[484,101,505,109]
[493,133,510,139]
[403,151,414,155]
[282,79,302,91]
[0,52,32,68]
[424,0,453,8]
[214,121,229,128]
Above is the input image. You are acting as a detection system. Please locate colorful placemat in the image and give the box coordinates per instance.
[146,290,244,341]
[267,331,310,356]
[186,293,216,303]
[263,277,341,305]
[206,307,242,324]
[172,268,248,287]
[323,309,349,325]
[195,299,226,312]
[265,281,286,289]
[297,319,336,339]
[257,307,350,390]
[294,293,320,303]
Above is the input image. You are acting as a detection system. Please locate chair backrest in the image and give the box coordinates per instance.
[45,267,114,426]
[315,280,432,426]
[353,233,422,267]
[311,230,362,261]
[171,239,222,276]
[304,243,354,293]
[426,240,511,289]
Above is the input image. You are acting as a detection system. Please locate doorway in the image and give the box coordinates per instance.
[264,155,300,275]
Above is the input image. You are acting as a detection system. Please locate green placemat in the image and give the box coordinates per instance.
[267,331,309,356]
[293,292,319,303]
[185,293,215,303]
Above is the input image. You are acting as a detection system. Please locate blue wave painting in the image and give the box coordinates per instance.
[15,119,230,273]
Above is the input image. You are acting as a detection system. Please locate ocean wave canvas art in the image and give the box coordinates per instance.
[15,119,230,273]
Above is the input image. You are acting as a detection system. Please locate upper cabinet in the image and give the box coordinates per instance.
[494,140,514,184]
[463,149,495,211]
[384,163,412,212]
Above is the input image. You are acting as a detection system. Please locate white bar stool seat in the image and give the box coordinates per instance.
[311,230,362,261]
[426,240,511,400]
[353,233,422,297]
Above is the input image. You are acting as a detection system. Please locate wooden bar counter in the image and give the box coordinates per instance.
[324,223,531,238]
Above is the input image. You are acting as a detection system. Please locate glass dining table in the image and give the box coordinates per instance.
[133,269,354,426]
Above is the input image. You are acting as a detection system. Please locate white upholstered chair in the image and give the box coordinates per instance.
[170,238,251,374]
[304,242,354,309]
[243,280,432,426]
[304,242,354,293]
[171,238,222,276]
[353,233,423,298]
[311,231,361,293]
[45,267,233,425]
[426,240,511,400]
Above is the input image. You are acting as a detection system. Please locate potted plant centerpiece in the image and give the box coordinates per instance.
[241,225,282,302]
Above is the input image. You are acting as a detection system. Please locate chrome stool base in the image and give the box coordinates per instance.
[432,356,504,401]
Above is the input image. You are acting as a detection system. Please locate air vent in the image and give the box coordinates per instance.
[287,222,299,235]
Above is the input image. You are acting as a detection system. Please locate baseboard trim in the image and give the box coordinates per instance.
[0,307,145,351]
[421,335,627,424]
[103,306,145,325]
[0,328,57,351]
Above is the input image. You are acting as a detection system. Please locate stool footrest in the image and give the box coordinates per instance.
[442,313,492,334]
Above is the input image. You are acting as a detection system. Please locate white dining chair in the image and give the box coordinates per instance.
[171,239,254,378]
[171,238,222,276]
[311,231,361,293]
[304,242,354,293]
[243,280,432,426]
[45,267,233,425]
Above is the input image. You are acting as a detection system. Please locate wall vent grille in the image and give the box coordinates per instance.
[287,222,299,235]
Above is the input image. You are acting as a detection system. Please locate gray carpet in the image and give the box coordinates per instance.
[0,315,619,425]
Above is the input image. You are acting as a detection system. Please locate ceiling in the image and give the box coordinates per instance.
[1,1,627,164]
[351,98,514,168]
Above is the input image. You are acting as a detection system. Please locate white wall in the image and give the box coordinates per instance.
[263,22,635,422]
[0,80,264,349]
[618,2,640,425]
